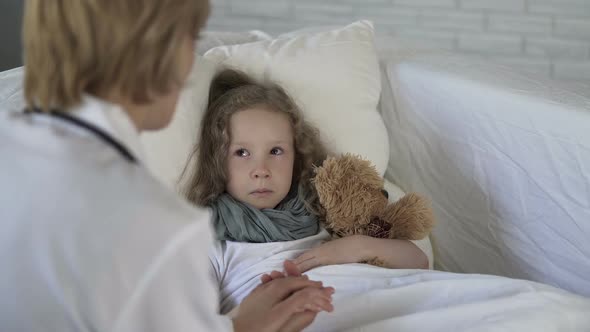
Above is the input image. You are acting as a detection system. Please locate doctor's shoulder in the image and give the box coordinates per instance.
[100,161,214,230]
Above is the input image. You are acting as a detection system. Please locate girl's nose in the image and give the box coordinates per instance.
[252,160,270,179]
[252,166,271,179]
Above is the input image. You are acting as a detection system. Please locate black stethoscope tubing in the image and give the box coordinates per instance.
[23,108,137,164]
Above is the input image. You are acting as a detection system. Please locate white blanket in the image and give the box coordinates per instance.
[306,266,590,331]
[210,231,590,331]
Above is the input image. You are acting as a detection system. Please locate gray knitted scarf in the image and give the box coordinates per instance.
[210,192,319,243]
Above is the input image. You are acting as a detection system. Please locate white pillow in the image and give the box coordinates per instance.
[141,20,389,190]
[139,55,218,189]
[196,30,272,55]
[204,20,389,176]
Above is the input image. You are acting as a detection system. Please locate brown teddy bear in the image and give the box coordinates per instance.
[312,153,435,265]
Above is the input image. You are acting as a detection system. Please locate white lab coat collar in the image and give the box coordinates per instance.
[69,95,146,163]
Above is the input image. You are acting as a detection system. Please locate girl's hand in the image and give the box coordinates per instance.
[293,236,369,273]
[260,260,302,284]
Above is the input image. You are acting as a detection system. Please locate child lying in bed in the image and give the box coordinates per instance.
[182,68,428,307]
[180,68,590,331]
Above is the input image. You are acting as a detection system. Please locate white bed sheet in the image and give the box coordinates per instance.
[0,67,25,112]
[307,266,590,332]
[380,50,590,296]
[211,230,590,332]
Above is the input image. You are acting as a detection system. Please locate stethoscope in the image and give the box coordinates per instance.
[23,108,138,164]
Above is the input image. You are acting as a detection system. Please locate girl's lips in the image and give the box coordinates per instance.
[250,189,273,197]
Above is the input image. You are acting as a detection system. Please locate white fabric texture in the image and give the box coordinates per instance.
[209,230,590,332]
[203,20,390,176]
[0,67,24,112]
[0,96,232,332]
[139,56,218,189]
[196,30,272,55]
[380,47,590,296]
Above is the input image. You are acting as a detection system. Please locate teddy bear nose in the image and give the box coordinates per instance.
[381,189,389,199]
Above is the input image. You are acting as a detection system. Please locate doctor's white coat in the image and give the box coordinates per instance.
[0,96,233,331]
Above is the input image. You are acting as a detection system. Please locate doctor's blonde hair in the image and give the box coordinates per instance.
[183,68,328,214]
[23,0,209,111]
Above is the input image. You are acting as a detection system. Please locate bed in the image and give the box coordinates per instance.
[1,21,589,332]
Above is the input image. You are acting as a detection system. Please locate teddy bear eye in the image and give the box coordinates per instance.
[381,189,389,199]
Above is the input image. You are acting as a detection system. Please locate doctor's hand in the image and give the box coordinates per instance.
[259,261,334,332]
[293,236,367,273]
[232,275,335,332]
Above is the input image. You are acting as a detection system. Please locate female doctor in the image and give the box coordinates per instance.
[0,1,334,331]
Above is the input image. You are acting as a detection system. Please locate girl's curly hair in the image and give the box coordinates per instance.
[182,68,328,215]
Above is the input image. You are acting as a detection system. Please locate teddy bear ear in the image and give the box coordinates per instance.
[381,193,435,240]
[313,159,337,193]
[339,154,384,189]
[312,155,349,189]
[314,156,335,175]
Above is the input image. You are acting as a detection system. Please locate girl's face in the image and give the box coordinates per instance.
[225,108,295,209]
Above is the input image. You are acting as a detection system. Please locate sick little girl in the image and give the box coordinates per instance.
[183,68,428,314]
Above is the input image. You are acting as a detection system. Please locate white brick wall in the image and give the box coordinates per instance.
[207,0,590,83]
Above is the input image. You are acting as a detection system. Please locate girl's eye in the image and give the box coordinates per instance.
[235,149,250,157]
[270,147,284,155]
